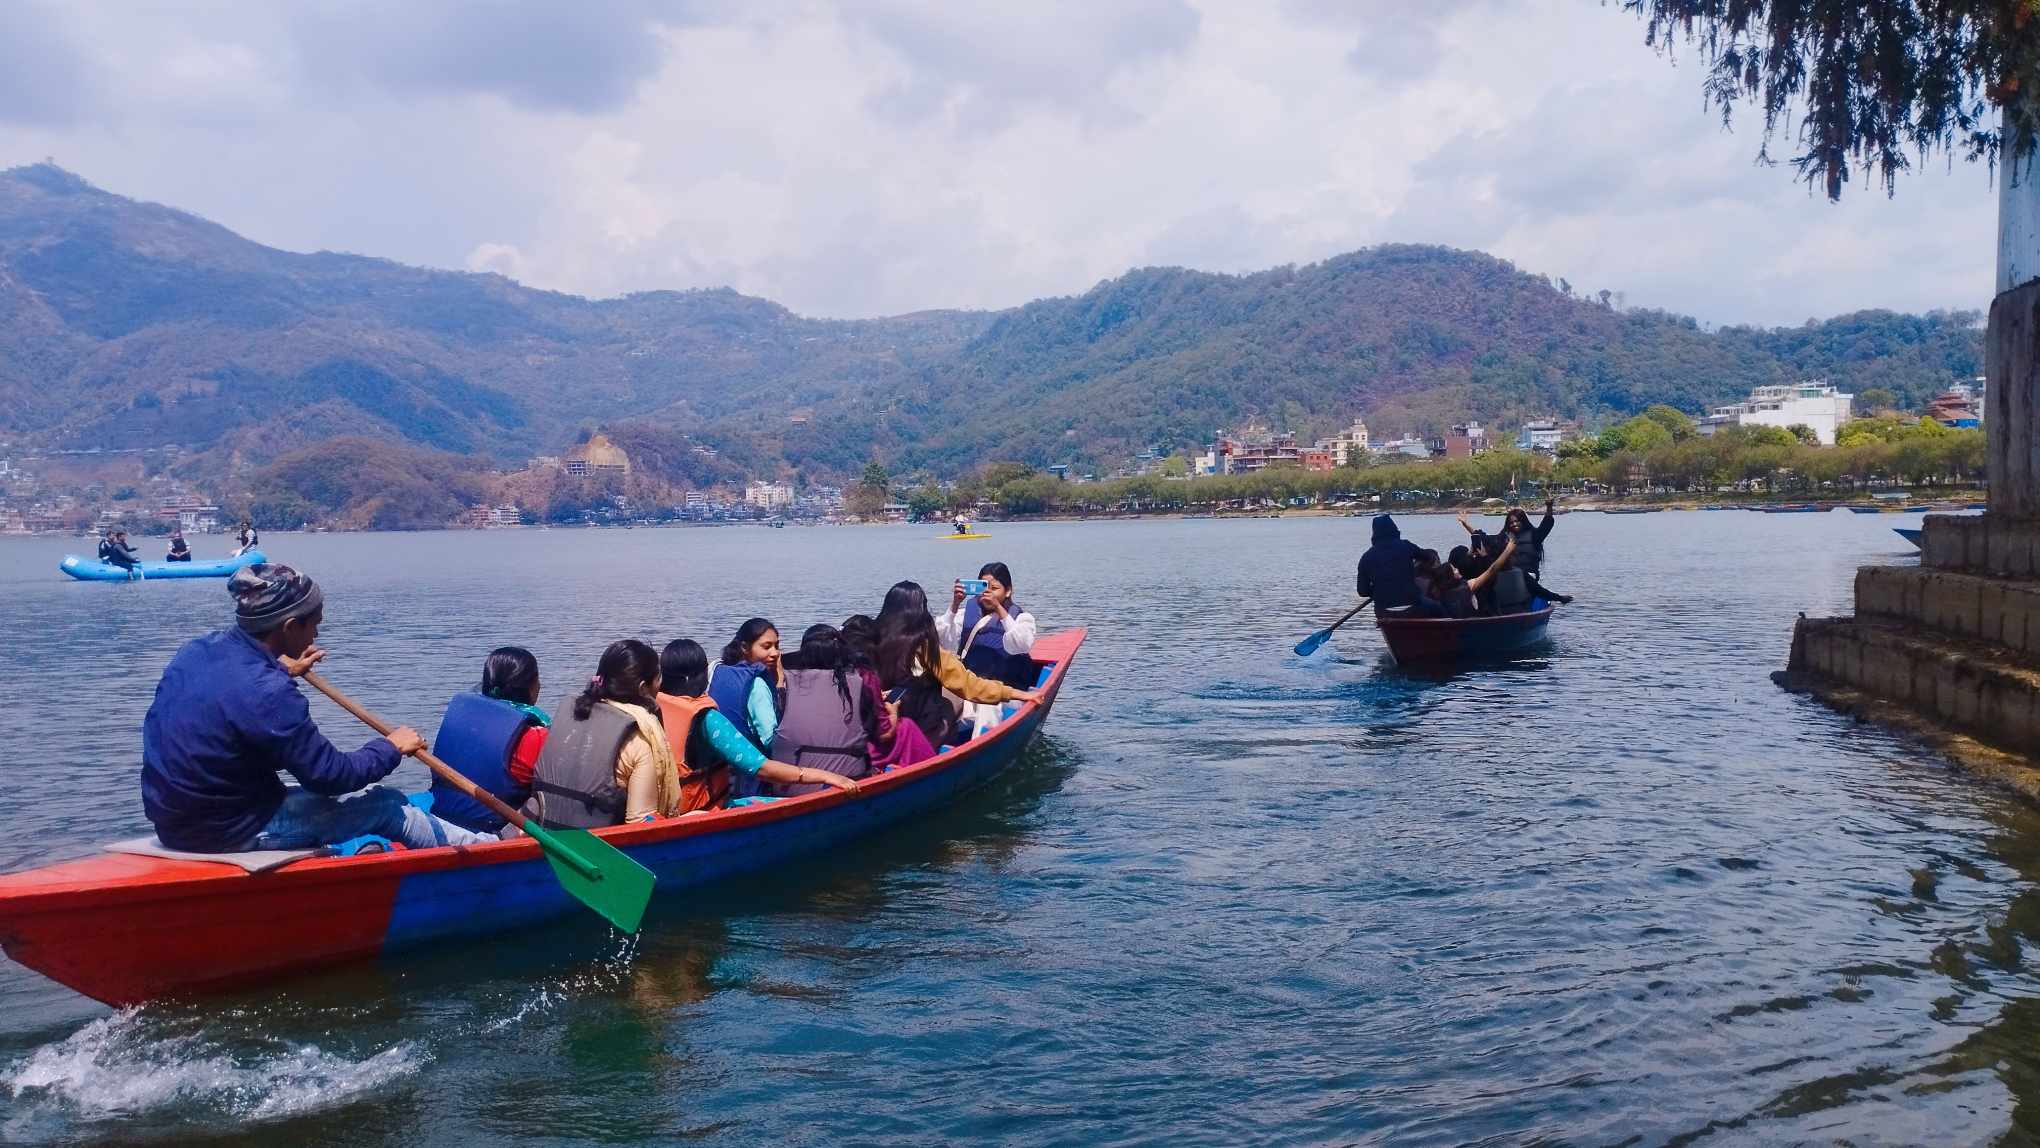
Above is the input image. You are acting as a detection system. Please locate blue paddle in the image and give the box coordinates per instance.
[1295,599,1370,656]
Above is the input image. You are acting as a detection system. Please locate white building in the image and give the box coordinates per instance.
[744,481,794,510]
[1373,434,1431,459]
[1518,419,1564,453]
[1320,419,1372,467]
[1700,383,1855,445]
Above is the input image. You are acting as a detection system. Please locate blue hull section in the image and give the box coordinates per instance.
[60,549,267,582]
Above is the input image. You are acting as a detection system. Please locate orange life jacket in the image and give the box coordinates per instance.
[654,693,726,814]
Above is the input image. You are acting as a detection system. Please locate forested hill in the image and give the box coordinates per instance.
[0,163,1982,482]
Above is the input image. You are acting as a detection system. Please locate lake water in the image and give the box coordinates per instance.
[5,511,2040,1145]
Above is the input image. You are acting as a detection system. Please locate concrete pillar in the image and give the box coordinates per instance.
[1993,109,2040,517]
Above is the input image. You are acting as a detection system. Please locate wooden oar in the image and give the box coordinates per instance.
[1294,598,1371,656]
[303,672,656,934]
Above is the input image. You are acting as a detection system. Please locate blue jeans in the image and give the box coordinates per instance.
[252,786,496,851]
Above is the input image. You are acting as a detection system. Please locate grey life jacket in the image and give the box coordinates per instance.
[1506,527,1543,574]
[521,700,634,828]
[769,668,871,796]
[1491,566,1533,611]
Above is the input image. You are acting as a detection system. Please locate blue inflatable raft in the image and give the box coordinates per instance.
[60,549,267,582]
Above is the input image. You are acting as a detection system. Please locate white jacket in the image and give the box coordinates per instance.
[937,603,1038,655]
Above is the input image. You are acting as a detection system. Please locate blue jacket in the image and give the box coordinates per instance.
[1357,516,1422,609]
[141,628,401,851]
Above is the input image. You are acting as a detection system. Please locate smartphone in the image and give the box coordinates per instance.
[961,578,989,595]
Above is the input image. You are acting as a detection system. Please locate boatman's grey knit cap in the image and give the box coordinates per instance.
[228,563,323,634]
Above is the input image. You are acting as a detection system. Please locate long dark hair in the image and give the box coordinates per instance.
[479,646,540,703]
[787,623,854,712]
[977,561,1021,613]
[721,618,778,666]
[658,639,710,697]
[840,614,879,668]
[876,581,941,689]
[573,639,660,721]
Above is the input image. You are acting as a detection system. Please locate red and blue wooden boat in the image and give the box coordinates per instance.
[1375,605,1555,666]
[0,631,1086,1005]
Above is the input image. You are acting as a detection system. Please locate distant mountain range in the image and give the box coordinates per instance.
[0,163,1984,484]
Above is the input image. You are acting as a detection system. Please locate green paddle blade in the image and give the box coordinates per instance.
[1294,628,1333,656]
[523,823,656,934]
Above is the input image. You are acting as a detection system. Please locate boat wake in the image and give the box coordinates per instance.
[3,1009,426,1129]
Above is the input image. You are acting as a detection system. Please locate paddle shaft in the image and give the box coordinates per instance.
[302,671,533,835]
[1324,598,1371,633]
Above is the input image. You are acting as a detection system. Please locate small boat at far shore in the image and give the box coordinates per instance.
[1376,603,1556,666]
[59,549,267,582]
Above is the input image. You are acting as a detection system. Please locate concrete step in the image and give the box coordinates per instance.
[1788,614,2040,757]
[1855,565,2040,666]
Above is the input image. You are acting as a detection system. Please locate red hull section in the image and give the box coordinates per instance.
[0,631,1085,1005]
[1375,606,1554,665]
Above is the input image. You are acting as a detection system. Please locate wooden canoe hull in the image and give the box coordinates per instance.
[0,631,1086,1005]
[1375,606,1554,665]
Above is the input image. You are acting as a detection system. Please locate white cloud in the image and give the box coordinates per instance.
[0,0,1998,325]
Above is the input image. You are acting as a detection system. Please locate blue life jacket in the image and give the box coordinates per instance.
[957,599,1035,688]
[707,662,775,799]
[429,692,537,832]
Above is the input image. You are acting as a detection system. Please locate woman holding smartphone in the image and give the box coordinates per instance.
[938,561,1040,689]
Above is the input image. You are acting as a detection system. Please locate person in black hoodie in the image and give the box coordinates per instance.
[1356,514,1423,611]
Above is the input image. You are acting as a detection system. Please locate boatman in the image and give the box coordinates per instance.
[1356,514,1423,612]
[140,563,495,853]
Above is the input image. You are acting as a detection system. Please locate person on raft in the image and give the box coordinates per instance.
[99,530,141,572]
[425,646,550,834]
[166,528,192,562]
[953,518,970,535]
[232,521,259,557]
[140,564,496,854]
[653,637,859,813]
[1458,499,1572,605]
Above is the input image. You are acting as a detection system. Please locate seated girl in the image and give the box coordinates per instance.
[655,638,858,811]
[522,640,676,827]
[770,625,879,796]
[1433,536,1518,618]
[844,614,935,769]
[429,646,551,833]
[705,618,784,799]
[937,561,1041,689]
[876,581,1037,748]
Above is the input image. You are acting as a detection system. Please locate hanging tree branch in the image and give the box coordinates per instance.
[1622,0,2040,199]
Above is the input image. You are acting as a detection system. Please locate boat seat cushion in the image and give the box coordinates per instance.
[103,836,318,873]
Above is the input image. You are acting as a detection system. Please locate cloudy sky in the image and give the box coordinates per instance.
[0,0,1997,327]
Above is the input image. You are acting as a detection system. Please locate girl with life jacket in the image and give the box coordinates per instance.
[875,581,1036,748]
[521,640,678,828]
[843,614,936,768]
[654,638,858,812]
[937,561,1041,689]
[428,646,551,833]
[704,619,784,798]
[771,625,883,796]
